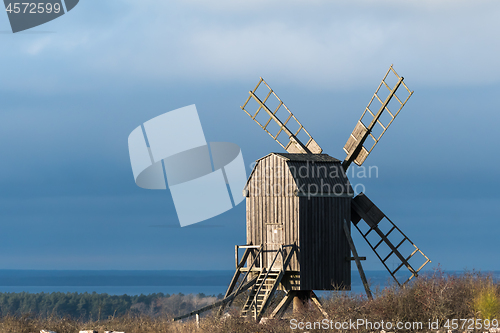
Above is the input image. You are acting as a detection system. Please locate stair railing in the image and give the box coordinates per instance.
[225,245,263,309]
[247,245,284,316]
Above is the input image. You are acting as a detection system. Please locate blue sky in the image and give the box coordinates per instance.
[0,0,499,273]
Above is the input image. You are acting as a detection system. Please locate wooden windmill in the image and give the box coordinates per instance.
[173,65,431,323]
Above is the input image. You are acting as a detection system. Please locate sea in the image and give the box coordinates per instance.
[0,270,497,297]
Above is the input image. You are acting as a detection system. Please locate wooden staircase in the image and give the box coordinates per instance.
[241,268,283,320]
[213,243,295,322]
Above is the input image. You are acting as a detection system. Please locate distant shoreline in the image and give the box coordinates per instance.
[0,270,496,296]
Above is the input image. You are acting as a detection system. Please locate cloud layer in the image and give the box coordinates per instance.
[2,0,500,93]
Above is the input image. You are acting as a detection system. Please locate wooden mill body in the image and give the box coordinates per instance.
[244,153,354,290]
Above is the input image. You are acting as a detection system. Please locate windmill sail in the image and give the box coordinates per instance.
[351,193,430,286]
[343,65,413,170]
[241,77,322,154]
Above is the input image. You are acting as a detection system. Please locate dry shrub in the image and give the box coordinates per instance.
[0,315,80,333]
[321,268,495,332]
[365,268,477,323]
[198,313,290,333]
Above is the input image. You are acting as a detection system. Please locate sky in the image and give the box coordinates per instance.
[0,0,499,274]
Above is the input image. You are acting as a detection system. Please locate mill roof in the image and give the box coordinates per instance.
[256,153,341,163]
[246,153,353,196]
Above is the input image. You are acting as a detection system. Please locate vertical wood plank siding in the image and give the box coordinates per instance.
[246,153,351,290]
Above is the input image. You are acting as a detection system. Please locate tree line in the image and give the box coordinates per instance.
[0,292,223,320]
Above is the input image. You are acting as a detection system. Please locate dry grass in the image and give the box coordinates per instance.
[0,314,293,333]
[0,269,498,333]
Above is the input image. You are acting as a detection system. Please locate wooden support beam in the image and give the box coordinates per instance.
[224,268,241,299]
[346,256,366,261]
[269,291,294,319]
[222,246,263,313]
[310,291,329,319]
[343,219,373,300]
[226,247,251,298]
[217,247,253,316]
[173,276,257,322]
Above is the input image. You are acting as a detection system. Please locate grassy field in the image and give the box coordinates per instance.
[0,269,498,333]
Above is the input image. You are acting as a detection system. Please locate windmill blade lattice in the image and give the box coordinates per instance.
[343,65,413,169]
[241,77,322,154]
[351,193,430,286]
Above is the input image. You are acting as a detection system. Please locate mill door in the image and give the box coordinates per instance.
[266,224,283,270]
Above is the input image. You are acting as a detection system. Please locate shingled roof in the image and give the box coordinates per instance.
[257,152,341,163]
[246,153,353,196]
